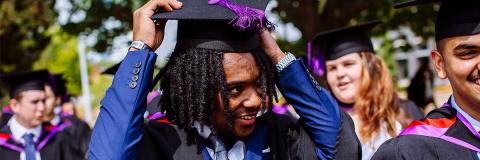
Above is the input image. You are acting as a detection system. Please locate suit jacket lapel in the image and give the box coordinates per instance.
[245,123,269,160]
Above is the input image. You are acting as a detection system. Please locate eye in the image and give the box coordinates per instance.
[344,61,356,67]
[327,66,336,72]
[228,85,244,96]
[455,48,479,59]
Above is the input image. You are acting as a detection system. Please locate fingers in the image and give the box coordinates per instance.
[168,0,183,9]
[259,30,285,64]
[134,0,183,17]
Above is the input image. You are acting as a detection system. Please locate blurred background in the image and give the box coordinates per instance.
[0,0,450,125]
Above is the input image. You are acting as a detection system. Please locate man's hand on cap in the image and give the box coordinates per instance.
[132,0,183,51]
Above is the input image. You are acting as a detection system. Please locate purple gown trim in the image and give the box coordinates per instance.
[1,106,13,115]
[0,121,71,152]
[272,104,288,114]
[36,121,72,151]
[147,112,165,120]
[399,102,480,152]
[0,138,24,152]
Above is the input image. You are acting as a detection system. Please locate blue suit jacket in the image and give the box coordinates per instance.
[88,50,340,160]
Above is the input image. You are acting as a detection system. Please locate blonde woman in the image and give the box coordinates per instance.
[308,20,423,160]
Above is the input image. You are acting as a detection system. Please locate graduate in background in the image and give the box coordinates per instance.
[43,74,91,158]
[0,102,14,127]
[407,58,437,115]
[308,20,423,160]
[373,0,480,159]
[0,70,80,160]
[88,0,347,159]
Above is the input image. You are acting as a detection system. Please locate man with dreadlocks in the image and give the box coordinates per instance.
[89,0,344,159]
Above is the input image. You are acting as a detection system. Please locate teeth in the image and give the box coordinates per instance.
[240,115,254,120]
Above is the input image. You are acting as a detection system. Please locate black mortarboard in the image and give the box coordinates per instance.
[394,0,480,41]
[0,70,49,98]
[102,61,121,75]
[310,20,381,61]
[52,74,67,97]
[307,20,380,76]
[151,0,271,52]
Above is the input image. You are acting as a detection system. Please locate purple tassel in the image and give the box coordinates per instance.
[208,0,275,31]
[307,42,325,76]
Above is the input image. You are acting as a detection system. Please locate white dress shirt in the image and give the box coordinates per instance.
[451,96,480,159]
[8,117,42,160]
[193,121,245,160]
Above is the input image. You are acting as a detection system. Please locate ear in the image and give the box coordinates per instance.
[431,49,447,79]
[55,97,62,106]
[9,99,20,114]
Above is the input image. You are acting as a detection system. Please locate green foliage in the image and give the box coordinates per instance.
[0,0,57,72]
[377,35,398,80]
[62,0,148,52]
[33,26,82,96]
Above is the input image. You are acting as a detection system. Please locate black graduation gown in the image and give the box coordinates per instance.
[0,112,12,128]
[398,99,424,120]
[334,111,362,160]
[0,122,83,160]
[61,115,91,157]
[372,107,480,160]
[140,112,319,160]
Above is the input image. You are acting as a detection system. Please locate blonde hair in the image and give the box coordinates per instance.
[354,52,401,142]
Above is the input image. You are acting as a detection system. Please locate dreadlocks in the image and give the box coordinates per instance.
[159,47,278,131]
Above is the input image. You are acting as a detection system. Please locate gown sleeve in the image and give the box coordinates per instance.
[88,49,157,160]
[334,111,362,160]
[277,59,341,160]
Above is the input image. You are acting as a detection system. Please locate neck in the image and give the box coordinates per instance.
[217,130,237,149]
[14,117,37,129]
[453,92,480,121]
[43,112,56,122]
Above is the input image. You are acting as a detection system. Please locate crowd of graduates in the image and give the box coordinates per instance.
[0,0,479,159]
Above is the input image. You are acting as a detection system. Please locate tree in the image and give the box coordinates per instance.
[0,0,57,72]
[33,26,82,96]
[274,0,438,41]
[61,0,148,53]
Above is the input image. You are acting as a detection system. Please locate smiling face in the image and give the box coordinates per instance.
[325,53,364,104]
[213,52,263,140]
[432,33,480,113]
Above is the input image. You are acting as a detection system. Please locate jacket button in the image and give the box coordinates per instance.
[135,62,142,68]
[129,81,137,88]
[132,75,139,81]
[133,68,140,74]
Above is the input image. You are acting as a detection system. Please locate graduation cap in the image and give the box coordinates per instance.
[0,70,49,98]
[151,0,272,52]
[52,74,68,97]
[307,20,381,76]
[394,0,480,41]
[102,61,121,75]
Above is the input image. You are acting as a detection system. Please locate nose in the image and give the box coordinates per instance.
[242,86,262,110]
[336,66,346,79]
[37,102,46,113]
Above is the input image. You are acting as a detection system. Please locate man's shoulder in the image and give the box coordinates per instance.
[373,134,475,160]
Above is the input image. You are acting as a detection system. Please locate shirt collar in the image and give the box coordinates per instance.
[8,116,42,143]
[451,95,480,132]
[192,121,245,160]
[193,121,212,139]
[50,114,61,126]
